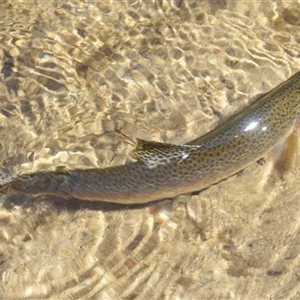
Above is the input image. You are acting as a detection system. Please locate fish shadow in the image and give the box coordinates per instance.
[0,192,171,212]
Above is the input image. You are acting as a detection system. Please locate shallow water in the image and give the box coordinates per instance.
[0,0,300,298]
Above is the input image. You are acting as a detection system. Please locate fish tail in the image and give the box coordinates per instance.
[0,173,18,186]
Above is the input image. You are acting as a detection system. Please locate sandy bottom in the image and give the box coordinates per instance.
[0,0,300,298]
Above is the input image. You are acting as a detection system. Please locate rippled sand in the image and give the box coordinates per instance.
[0,0,300,298]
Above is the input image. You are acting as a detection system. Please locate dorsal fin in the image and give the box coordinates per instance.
[130,138,201,163]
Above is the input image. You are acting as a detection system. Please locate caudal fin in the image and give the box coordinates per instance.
[0,173,18,186]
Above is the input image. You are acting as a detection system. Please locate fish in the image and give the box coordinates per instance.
[1,70,300,204]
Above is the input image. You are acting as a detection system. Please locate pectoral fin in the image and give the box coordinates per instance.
[272,132,298,176]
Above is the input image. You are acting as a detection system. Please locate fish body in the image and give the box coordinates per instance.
[3,71,300,204]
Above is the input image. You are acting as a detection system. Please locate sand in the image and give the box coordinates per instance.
[0,0,300,298]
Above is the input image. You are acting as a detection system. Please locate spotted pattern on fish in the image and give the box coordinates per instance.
[2,71,300,204]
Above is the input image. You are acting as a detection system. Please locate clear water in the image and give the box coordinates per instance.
[0,0,300,298]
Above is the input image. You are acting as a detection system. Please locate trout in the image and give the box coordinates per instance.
[1,71,300,204]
